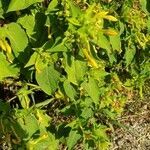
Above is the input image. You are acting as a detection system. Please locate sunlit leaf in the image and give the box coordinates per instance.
[0,53,19,80]
[109,35,121,52]
[63,79,76,101]
[2,23,28,56]
[36,65,60,95]
[67,130,81,150]
[7,0,43,12]
[82,77,100,104]
[124,45,136,66]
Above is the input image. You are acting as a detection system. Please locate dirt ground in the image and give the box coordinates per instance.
[110,82,150,150]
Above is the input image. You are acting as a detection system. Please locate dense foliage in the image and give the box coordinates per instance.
[0,0,149,149]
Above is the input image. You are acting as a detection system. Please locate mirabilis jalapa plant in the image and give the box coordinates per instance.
[0,0,149,149]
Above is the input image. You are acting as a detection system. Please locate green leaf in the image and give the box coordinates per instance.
[89,68,107,86]
[109,35,121,52]
[97,33,111,50]
[35,98,54,108]
[68,1,81,18]
[24,52,38,68]
[80,97,93,108]
[27,132,58,150]
[43,37,68,52]
[63,80,76,101]
[2,23,28,56]
[95,33,116,63]
[107,52,116,64]
[17,14,35,36]
[82,77,100,104]
[64,54,77,85]
[80,107,93,119]
[147,0,150,13]
[14,110,39,139]
[147,17,150,33]
[68,18,81,26]
[93,125,109,141]
[103,109,116,120]
[74,59,87,82]
[36,65,60,95]
[64,54,87,84]
[48,42,68,52]
[0,99,10,113]
[67,130,81,150]
[35,109,51,129]
[17,87,30,109]
[119,21,125,35]
[0,54,19,81]
[124,45,136,66]
[0,1,4,19]
[7,0,43,12]
[30,12,47,47]
[47,0,58,12]
[139,0,148,13]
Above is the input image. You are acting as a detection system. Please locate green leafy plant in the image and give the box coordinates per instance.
[0,0,149,149]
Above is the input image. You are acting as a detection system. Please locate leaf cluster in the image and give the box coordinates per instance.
[0,0,149,149]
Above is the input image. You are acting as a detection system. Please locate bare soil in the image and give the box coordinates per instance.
[110,82,150,150]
